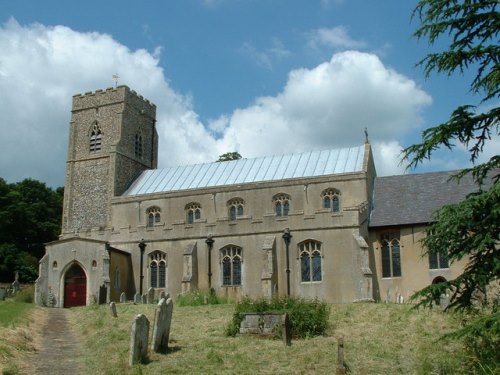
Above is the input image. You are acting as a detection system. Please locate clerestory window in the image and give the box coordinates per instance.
[381,232,402,278]
[299,240,322,282]
[273,193,290,217]
[228,198,244,221]
[89,123,102,153]
[186,203,201,224]
[221,245,242,286]
[146,206,161,227]
[322,188,341,213]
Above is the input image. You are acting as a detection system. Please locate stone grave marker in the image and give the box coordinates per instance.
[129,314,150,366]
[147,287,155,304]
[120,292,126,303]
[282,313,291,346]
[134,293,141,304]
[109,302,117,318]
[159,290,166,300]
[151,297,174,353]
[141,294,147,304]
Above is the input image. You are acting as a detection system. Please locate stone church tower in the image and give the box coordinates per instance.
[61,86,157,237]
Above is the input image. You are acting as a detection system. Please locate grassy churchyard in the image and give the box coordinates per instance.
[1,290,481,375]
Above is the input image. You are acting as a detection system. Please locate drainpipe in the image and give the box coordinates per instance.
[138,240,147,295]
[205,234,215,294]
[282,228,292,297]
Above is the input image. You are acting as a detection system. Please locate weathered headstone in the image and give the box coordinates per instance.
[282,313,291,346]
[120,292,127,303]
[141,294,147,304]
[203,295,209,305]
[439,293,450,310]
[109,302,117,318]
[151,297,174,353]
[0,288,6,301]
[336,336,346,375]
[134,293,141,304]
[11,272,20,294]
[159,290,166,300]
[147,287,155,304]
[129,314,150,366]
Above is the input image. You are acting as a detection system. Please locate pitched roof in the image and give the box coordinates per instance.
[369,170,486,228]
[123,145,366,196]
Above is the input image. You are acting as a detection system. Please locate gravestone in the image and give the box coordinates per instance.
[282,313,291,346]
[151,297,174,353]
[240,313,283,335]
[336,337,346,375]
[159,290,166,300]
[11,272,20,294]
[134,293,141,304]
[439,293,450,310]
[129,314,150,366]
[147,287,155,304]
[0,288,6,301]
[203,295,209,305]
[141,294,147,304]
[120,292,127,303]
[109,302,117,318]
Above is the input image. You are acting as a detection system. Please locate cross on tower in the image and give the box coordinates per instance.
[112,73,120,88]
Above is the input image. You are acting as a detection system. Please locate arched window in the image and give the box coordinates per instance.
[228,198,245,221]
[149,251,167,289]
[186,202,201,224]
[89,122,102,153]
[135,133,143,158]
[146,206,161,227]
[220,245,242,286]
[322,188,341,213]
[273,193,290,217]
[299,240,322,282]
[381,232,402,278]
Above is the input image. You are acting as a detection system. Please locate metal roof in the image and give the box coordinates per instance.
[123,145,366,196]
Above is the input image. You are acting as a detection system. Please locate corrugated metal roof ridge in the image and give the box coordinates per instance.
[123,144,365,196]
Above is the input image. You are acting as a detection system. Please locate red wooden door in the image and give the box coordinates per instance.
[64,264,87,308]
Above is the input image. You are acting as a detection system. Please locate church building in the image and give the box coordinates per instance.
[35,86,474,307]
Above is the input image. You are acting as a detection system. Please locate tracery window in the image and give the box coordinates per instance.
[89,123,102,153]
[186,202,201,224]
[146,206,161,227]
[322,188,341,213]
[381,232,402,278]
[273,193,290,217]
[220,245,242,286]
[429,251,449,270]
[149,251,167,288]
[228,198,244,221]
[135,133,143,158]
[299,240,322,282]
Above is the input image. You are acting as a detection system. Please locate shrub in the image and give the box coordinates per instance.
[11,285,34,304]
[225,297,330,338]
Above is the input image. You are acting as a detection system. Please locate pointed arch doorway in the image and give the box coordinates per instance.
[64,263,87,308]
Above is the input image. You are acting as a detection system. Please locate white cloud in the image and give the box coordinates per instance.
[215,51,432,176]
[0,20,434,187]
[307,26,366,50]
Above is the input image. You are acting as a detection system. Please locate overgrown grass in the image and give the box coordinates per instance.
[225,297,329,338]
[176,290,231,307]
[66,301,476,374]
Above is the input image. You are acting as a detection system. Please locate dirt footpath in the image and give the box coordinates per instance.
[22,308,83,375]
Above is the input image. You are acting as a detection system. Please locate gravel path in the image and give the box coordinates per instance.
[26,308,83,375]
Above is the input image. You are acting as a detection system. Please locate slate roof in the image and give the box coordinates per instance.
[123,145,366,196]
[369,170,487,228]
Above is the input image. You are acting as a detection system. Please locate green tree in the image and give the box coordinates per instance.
[216,152,242,162]
[403,1,499,370]
[0,178,63,282]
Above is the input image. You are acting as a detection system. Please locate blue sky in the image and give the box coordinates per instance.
[0,0,495,187]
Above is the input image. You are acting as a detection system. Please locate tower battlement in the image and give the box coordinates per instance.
[72,85,156,116]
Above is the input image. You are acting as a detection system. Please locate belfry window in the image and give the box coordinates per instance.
[146,206,161,227]
[273,194,290,217]
[381,232,402,278]
[89,123,102,153]
[228,198,244,221]
[322,188,341,213]
[299,240,322,282]
[149,251,167,288]
[186,203,201,224]
[220,245,242,286]
[135,133,143,158]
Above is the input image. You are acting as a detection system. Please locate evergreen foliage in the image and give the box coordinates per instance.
[216,152,242,162]
[0,178,63,283]
[404,1,499,371]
